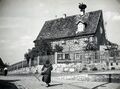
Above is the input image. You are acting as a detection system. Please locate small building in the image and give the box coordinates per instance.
[0,58,5,75]
[108,50,120,70]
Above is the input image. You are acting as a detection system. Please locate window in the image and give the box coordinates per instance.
[95,37,97,43]
[89,37,94,42]
[75,53,82,60]
[95,52,98,59]
[52,44,55,49]
[76,22,85,33]
[116,62,118,65]
[111,63,113,66]
[75,53,80,59]
[65,54,70,59]
[57,54,63,60]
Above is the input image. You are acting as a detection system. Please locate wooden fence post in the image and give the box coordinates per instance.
[55,52,57,64]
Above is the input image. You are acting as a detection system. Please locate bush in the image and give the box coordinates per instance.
[111,67,115,70]
[102,68,105,70]
[91,67,98,71]
[54,44,63,52]
[82,67,87,71]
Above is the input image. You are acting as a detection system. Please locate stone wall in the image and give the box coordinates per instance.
[51,37,88,52]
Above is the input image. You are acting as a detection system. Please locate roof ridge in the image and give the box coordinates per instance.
[93,10,102,33]
[45,10,102,22]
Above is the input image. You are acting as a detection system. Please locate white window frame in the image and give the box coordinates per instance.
[76,22,85,33]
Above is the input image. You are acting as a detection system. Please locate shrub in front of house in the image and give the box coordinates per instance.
[111,67,115,70]
[82,67,88,71]
[91,67,98,71]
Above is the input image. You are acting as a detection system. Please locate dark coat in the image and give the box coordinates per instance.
[41,64,53,83]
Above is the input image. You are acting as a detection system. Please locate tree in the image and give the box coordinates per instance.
[106,40,118,62]
[24,47,38,64]
[0,57,4,67]
[35,39,53,56]
[30,47,38,60]
[83,38,97,51]
[54,44,63,52]
[24,52,30,64]
[85,42,97,51]
[24,38,53,64]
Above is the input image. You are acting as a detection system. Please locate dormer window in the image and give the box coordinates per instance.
[89,36,94,42]
[76,21,86,34]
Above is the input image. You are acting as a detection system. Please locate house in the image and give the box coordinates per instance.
[35,4,107,62]
[34,4,120,72]
[7,4,120,73]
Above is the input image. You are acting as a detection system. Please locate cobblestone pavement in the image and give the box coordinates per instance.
[0,74,120,89]
[0,75,86,89]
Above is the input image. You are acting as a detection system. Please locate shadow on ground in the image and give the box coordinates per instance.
[116,86,120,89]
[48,83,63,87]
[92,82,109,89]
[0,79,20,89]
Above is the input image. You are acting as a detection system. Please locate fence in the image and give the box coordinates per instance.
[9,50,120,71]
[57,51,109,64]
[9,55,54,71]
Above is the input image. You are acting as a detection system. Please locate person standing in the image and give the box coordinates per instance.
[41,60,53,87]
[4,67,8,76]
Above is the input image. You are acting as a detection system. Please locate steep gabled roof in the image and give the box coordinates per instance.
[0,58,5,68]
[36,10,102,41]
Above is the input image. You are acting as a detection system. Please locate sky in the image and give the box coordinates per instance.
[0,0,120,64]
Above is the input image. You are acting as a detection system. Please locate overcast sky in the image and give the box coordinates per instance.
[0,0,120,64]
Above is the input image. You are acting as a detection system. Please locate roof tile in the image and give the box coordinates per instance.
[36,10,102,40]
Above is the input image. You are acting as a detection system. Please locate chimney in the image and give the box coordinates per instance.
[55,15,57,19]
[78,3,87,15]
[63,13,67,18]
